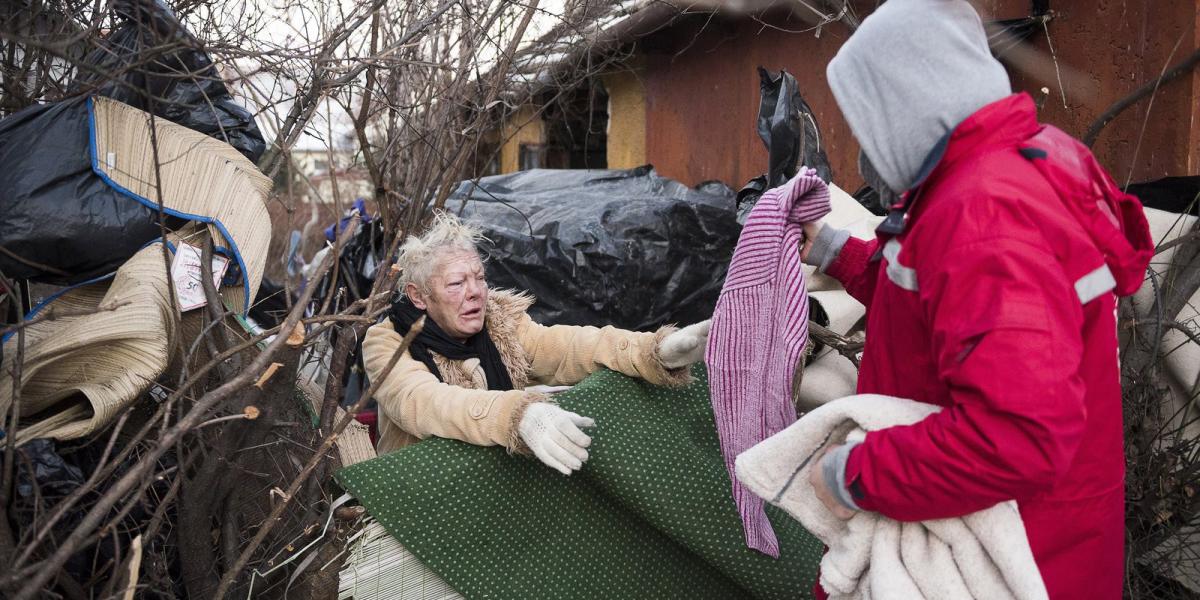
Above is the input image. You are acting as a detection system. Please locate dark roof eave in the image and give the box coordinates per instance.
[506,1,698,96]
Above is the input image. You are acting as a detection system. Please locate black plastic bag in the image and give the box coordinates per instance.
[249,278,293,329]
[0,0,264,284]
[850,184,888,217]
[452,166,740,330]
[14,438,86,500]
[69,0,265,162]
[309,218,386,313]
[756,67,832,187]
[1126,177,1200,216]
[736,176,768,224]
[738,68,832,223]
[0,98,179,283]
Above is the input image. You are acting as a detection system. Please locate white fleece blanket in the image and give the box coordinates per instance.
[735,394,1048,600]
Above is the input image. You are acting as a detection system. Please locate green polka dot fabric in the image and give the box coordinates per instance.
[336,365,823,599]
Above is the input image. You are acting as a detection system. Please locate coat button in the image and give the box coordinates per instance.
[469,395,498,419]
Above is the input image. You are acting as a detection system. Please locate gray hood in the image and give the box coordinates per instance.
[827,0,1012,193]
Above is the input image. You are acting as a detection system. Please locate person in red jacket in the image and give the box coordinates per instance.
[799,1,1154,598]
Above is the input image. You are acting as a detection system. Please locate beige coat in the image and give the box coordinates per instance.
[363,289,688,455]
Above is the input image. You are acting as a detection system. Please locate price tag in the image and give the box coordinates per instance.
[171,242,230,312]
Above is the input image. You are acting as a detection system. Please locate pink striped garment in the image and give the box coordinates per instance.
[706,168,831,557]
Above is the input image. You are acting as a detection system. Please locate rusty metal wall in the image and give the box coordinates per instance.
[984,0,1198,183]
[640,1,1198,191]
[641,13,860,190]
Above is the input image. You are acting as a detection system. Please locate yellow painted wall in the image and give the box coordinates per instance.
[499,105,546,173]
[602,67,647,169]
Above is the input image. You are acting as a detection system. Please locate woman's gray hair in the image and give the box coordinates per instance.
[397,211,486,294]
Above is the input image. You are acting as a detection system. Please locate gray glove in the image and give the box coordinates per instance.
[518,403,595,475]
[657,319,711,369]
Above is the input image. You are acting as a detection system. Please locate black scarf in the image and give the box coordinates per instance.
[388,296,514,391]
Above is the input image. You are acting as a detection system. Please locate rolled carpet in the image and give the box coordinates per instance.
[336,365,824,600]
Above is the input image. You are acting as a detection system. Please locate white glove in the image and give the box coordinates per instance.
[657,319,711,369]
[518,403,595,475]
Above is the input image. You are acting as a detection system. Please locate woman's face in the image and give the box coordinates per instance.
[408,249,488,341]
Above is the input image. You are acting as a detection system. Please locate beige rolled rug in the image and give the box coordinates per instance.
[0,227,260,443]
[795,185,878,410]
[338,519,464,600]
[3,238,172,443]
[0,96,271,444]
[89,95,272,314]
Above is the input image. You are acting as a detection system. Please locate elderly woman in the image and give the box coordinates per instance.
[363,213,710,475]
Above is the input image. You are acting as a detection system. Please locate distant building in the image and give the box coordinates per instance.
[289,146,374,205]
[488,1,1200,190]
[225,66,374,204]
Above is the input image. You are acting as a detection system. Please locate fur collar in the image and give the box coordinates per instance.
[429,289,533,390]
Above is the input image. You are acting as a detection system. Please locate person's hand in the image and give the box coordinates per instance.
[809,444,857,520]
[657,320,711,369]
[518,403,594,475]
[800,219,825,263]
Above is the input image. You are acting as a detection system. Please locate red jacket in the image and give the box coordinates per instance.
[826,94,1152,598]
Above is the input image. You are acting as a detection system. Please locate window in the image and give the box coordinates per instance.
[519,144,546,170]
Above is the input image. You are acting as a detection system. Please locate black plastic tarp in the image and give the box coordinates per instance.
[0,0,265,284]
[0,98,179,283]
[69,0,266,162]
[452,166,740,331]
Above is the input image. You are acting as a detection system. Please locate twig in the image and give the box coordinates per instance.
[808,320,864,368]
[140,41,185,371]
[1155,231,1200,256]
[301,314,378,325]
[318,323,356,433]
[195,413,257,430]
[120,535,143,600]
[211,316,424,599]
[200,237,237,364]
[0,311,22,564]
[1121,32,1187,189]
[1160,320,1200,349]
[1041,18,1067,109]
[4,219,359,600]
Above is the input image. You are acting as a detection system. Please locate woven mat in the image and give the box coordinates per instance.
[339,520,463,600]
[0,226,262,443]
[0,96,272,443]
[336,365,822,599]
[90,96,272,314]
